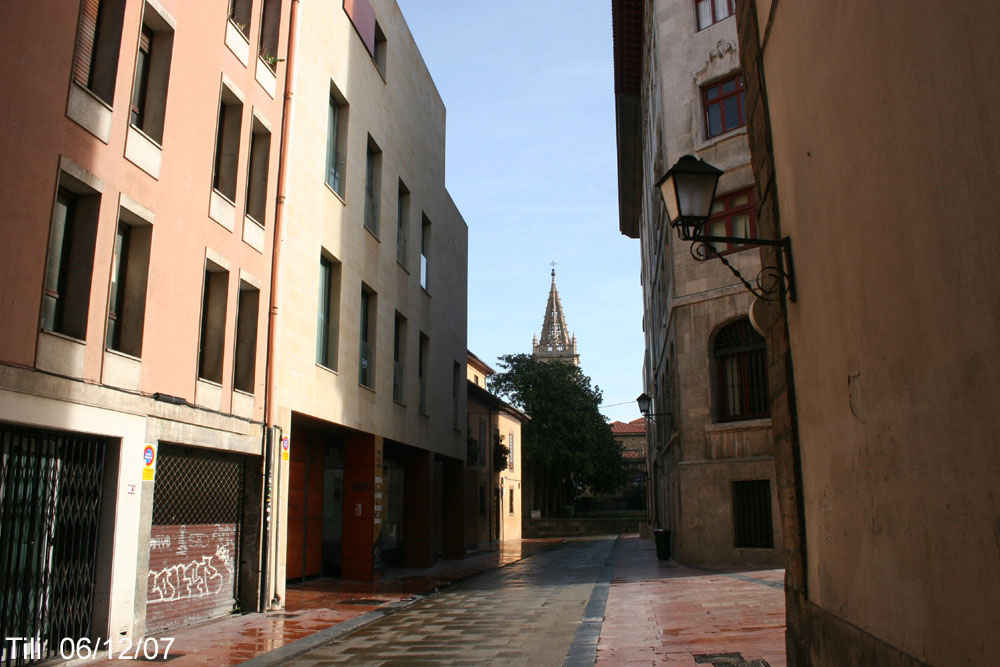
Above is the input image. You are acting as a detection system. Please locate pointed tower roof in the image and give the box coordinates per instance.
[532,268,580,364]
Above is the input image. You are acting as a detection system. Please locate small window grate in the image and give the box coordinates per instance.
[151,445,245,525]
[732,480,773,549]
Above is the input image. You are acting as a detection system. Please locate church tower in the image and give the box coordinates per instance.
[532,268,580,365]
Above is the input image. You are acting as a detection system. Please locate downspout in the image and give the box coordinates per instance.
[262,0,300,611]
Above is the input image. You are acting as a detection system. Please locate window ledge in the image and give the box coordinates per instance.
[66,81,114,143]
[696,125,748,154]
[396,259,409,274]
[225,19,251,67]
[105,347,141,362]
[359,382,376,393]
[316,362,339,376]
[421,286,431,298]
[324,181,346,204]
[196,377,223,387]
[363,225,380,242]
[704,417,771,433]
[40,328,86,345]
[393,398,406,407]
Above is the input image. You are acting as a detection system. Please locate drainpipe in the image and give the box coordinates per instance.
[261,0,300,612]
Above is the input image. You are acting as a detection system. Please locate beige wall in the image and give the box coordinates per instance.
[497,410,522,541]
[273,0,467,454]
[751,0,1000,663]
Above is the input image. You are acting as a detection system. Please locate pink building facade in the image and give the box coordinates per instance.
[0,0,289,650]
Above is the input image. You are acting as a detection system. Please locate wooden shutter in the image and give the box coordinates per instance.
[73,0,100,87]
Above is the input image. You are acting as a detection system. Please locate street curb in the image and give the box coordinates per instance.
[238,597,417,667]
[239,540,567,666]
[564,536,620,667]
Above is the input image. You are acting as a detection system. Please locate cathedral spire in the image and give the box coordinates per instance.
[532,267,579,364]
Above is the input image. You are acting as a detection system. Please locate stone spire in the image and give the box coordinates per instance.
[532,268,579,365]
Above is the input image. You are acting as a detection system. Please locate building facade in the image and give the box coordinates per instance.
[268,0,469,602]
[466,352,524,546]
[610,418,648,511]
[733,1,1000,664]
[612,0,782,566]
[0,0,289,648]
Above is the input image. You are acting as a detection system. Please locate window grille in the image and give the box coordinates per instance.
[732,479,773,548]
[714,318,768,421]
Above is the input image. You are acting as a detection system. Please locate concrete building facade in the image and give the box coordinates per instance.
[268,0,468,601]
[612,0,782,566]
[0,0,289,647]
[733,1,1000,664]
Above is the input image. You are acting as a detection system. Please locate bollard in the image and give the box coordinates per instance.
[653,529,671,560]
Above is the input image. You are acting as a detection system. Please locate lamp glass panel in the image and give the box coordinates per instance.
[674,171,717,219]
[660,175,680,223]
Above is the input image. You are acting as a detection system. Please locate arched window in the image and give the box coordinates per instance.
[714,318,768,421]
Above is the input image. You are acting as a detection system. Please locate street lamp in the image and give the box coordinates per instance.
[636,392,652,417]
[655,155,797,302]
[655,155,723,241]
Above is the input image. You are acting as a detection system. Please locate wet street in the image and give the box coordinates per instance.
[287,537,616,666]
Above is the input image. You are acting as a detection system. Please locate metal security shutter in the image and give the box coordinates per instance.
[0,424,107,667]
[146,445,246,634]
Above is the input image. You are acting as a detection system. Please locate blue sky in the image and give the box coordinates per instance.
[396,1,645,423]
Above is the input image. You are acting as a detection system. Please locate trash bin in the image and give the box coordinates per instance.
[653,529,671,560]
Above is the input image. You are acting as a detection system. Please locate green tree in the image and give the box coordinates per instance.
[488,354,626,515]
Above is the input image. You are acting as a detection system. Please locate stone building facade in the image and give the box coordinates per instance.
[269,0,469,600]
[733,1,1000,664]
[0,0,289,644]
[612,0,782,566]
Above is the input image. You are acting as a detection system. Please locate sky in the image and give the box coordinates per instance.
[395,1,645,424]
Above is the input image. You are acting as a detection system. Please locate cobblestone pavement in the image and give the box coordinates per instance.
[286,537,617,666]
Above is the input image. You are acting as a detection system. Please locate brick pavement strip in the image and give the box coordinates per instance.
[596,536,787,667]
[286,537,617,666]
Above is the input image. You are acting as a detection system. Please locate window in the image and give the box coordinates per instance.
[418,332,429,414]
[705,188,756,255]
[106,209,152,357]
[364,136,382,236]
[508,432,515,471]
[393,312,406,402]
[129,3,174,144]
[359,285,376,388]
[258,0,281,71]
[325,85,348,197]
[245,117,271,224]
[714,318,768,422]
[509,489,514,515]
[420,214,431,290]
[702,73,745,139]
[396,180,409,268]
[72,0,126,105]
[479,422,487,468]
[316,254,340,370]
[42,177,100,340]
[228,0,252,38]
[198,260,229,383]
[233,281,259,393]
[213,87,243,202]
[696,0,734,30]
[733,480,773,548]
[373,21,387,78]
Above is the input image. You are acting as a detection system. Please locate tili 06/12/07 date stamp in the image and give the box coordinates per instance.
[3,636,175,661]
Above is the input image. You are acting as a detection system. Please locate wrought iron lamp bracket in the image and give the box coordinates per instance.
[685,232,797,303]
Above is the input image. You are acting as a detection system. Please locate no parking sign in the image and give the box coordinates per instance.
[281,436,290,461]
[142,444,156,482]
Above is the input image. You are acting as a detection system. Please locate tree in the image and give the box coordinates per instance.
[488,354,626,515]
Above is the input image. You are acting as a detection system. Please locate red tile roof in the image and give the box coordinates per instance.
[611,419,646,435]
